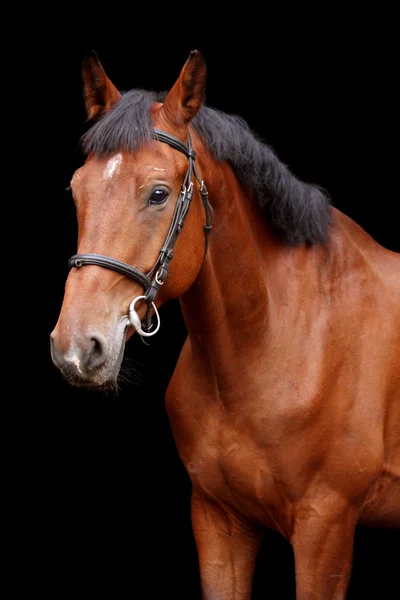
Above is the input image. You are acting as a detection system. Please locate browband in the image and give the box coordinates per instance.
[151,129,196,160]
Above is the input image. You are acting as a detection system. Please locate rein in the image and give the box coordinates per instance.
[68,128,214,337]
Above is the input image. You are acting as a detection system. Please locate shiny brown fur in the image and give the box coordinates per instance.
[51,51,400,599]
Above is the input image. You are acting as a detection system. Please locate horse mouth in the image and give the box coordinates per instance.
[60,368,119,390]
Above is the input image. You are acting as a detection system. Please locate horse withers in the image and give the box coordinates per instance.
[51,50,399,599]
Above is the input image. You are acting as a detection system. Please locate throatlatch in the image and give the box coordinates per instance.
[68,128,214,338]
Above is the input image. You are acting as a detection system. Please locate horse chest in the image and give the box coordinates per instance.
[166,386,289,529]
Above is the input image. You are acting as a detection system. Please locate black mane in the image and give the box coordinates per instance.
[82,89,331,245]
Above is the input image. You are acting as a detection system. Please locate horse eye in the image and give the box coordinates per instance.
[149,189,169,205]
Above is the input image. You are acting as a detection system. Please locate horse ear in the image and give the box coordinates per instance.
[161,50,207,126]
[82,50,121,120]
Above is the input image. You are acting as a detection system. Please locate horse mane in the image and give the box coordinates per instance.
[81,89,331,245]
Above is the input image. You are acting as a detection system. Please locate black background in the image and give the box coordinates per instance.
[39,15,399,599]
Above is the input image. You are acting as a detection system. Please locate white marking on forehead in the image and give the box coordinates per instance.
[103,153,123,179]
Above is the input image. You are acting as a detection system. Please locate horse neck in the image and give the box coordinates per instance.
[180,149,279,365]
[179,139,339,373]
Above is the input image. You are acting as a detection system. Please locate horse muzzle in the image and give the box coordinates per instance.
[50,318,129,387]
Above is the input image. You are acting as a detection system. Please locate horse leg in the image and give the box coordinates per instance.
[291,494,357,600]
[191,491,263,600]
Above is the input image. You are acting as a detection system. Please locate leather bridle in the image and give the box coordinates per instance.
[68,128,214,337]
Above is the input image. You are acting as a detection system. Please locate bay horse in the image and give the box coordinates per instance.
[51,50,399,599]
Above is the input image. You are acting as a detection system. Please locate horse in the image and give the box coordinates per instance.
[50,50,399,599]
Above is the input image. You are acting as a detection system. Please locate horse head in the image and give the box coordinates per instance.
[51,51,210,387]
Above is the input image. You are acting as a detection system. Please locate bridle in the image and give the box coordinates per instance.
[68,128,214,338]
[69,129,213,337]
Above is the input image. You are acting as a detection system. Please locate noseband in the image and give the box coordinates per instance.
[68,129,214,338]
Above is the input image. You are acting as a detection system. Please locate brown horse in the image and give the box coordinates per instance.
[51,50,399,599]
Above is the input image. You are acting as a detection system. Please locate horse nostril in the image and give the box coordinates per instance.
[88,335,107,369]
